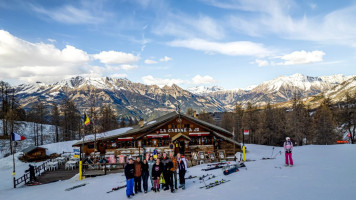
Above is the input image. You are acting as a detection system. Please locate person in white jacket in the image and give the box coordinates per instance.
[283,137,294,166]
[177,153,187,189]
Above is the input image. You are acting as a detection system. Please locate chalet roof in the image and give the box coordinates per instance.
[73,111,235,146]
[22,146,47,154]
[171,132,191,141]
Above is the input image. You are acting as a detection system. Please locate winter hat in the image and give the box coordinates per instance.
[286,137,290,140]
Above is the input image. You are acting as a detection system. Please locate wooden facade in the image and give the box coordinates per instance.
[73,112,241,162]
[22,146,47,162]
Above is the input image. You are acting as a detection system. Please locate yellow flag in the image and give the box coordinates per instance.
[84,114,90,126]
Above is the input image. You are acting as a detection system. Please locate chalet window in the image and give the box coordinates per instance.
[184,124,190,129]
[88,144,94,149]
[171,124,177,129]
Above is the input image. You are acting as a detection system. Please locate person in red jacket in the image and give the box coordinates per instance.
[283,137,294,166]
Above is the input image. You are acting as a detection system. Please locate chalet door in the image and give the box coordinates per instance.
[179,141,185,155]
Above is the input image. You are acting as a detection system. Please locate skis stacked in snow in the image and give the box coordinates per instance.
[199,174,213,180]
[65,183,87,191]
[107,185,127,193]
[200,179,230,189]
[202,165,224,171]
[185,175,198,180]
[222,162,246,175]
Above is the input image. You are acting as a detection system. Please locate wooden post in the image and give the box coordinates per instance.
[104,163,107,175]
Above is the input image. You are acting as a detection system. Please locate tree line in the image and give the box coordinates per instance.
[0,81,138,145]
[190,93,356,146]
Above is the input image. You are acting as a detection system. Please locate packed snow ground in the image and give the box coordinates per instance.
[0,144,355,200]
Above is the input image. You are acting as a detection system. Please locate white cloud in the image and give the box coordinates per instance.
[120,64,138,70]
[255,59,269,67]
[192,75,216,84]
[30,1,112,25]
[221,0,356,46]
[152,13,224,40]
[110,73,128,78]
[169,38,271,57]
[0,30,90,83]
[93,51,140,65]
[144,59,158,64]
[141,75,184,87]
[159,56,172,62]
[278,50,325,65]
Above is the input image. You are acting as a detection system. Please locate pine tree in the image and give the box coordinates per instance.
[337,92,356,144]
[313,99,337,144]
[51,103,60,142]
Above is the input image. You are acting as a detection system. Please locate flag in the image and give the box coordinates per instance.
[84,114,90,126]
[12,133,26,141]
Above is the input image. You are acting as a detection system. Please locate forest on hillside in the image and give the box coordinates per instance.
[1,81,355,146]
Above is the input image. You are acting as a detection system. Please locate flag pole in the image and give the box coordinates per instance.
[10,133,16,188]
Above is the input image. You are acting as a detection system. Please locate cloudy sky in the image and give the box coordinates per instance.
[0,0,355,89]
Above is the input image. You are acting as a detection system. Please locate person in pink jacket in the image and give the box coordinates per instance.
[283,137,293,166]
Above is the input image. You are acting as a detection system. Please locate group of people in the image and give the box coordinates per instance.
[124,152,187,198]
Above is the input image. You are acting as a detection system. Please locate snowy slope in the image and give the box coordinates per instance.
[0,121,59,158]
[0,144,355,200]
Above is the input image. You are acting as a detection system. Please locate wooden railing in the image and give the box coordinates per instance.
[13,160,50,188]
[82,163,125,176]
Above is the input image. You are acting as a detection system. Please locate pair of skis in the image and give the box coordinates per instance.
[198,174,213,180]
[107,185,127,193]
[200,179,230,189]
[65,183,87,191]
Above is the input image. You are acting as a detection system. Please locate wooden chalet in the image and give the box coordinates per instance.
[21,146,47,162]
[73,111,241,163]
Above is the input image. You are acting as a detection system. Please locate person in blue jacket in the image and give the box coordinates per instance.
[124,158,135,198]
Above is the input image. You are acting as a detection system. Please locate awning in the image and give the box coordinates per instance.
[189,132,210,137]
[146,134,169,139]
[118,137,134,141]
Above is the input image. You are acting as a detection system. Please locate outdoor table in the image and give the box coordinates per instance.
[47,161,59,171]
[65,161,77,170]
[55,157,66,165]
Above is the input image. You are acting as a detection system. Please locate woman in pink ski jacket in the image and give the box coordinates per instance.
[283,137,293,166]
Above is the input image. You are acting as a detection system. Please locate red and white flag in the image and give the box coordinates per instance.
[11,133,26,141]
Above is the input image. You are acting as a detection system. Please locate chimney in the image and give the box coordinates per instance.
[139,119,144,127]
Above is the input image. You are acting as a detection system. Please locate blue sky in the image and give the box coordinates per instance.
[0,0,356,89]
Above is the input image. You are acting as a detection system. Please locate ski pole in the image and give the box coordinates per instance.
[271,147,275,158]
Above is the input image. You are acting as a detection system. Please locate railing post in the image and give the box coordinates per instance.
[104,163,107,175]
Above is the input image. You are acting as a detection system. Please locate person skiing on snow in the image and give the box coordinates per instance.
[283,137,294,166]
[177,153,187,189]
[152,158,162,192]
[124,158,135,198]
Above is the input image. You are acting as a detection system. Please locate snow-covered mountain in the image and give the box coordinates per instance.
[14,76,225,119]
[200,73,354,108]
[186,85,224,95]
[6,73,355,118]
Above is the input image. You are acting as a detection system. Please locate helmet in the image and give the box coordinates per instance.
[286,137,290,140]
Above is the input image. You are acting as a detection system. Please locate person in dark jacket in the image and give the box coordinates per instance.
[134,157,143,193]
[161,152,174,192]
[177,153,188,189]
[25,164,36,182]
[124,158,135,198]
[141,159,149,193]
[151,158,162,192]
